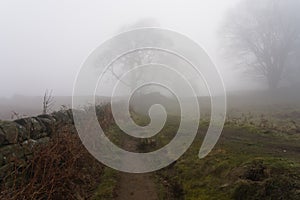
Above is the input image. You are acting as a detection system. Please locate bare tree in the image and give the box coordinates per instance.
[98,18,173,93]
[222,0,300,89]
[42,89,55,114]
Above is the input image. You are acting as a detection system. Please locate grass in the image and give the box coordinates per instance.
[92,167,119,200]
[88,110,300,199]
[10,109,294,200]
[85,106,300,199]
[150,116,300,200]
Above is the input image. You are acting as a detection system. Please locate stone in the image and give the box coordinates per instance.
[0,121,20,144]
[14,117,31,127]
[0,144,25,161]
[32,117,47,131]
[15,117,48,140]
[0,110,77,185]
[13,118,31,141]
[0,128,7,146]
[22,137,50,150]
[52,109,73,125]
[30,118,48,139]
[36,137,50,144]
[37,115,56,133]
[0,153,4,167]
[22,139,37,152]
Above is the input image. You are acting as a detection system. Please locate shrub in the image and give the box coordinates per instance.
[0,133,104,200]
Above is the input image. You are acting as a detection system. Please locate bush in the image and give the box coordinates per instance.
[0,133,104,200]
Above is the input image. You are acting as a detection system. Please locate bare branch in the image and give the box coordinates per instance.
[43,89,55,114]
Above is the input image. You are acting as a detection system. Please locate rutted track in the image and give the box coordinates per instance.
[115,138,159,200]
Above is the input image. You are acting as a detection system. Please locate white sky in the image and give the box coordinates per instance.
[0,0,240,97]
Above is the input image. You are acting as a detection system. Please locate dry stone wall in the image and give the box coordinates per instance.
[0,109,74,183]
[0,104,114,185]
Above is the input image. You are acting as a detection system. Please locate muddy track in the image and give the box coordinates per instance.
[115,139,159,200]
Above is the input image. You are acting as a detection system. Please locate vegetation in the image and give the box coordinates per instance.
[153,115,300,200]
[42,89,55,115]
[92,168,118,200]
[223,0,300,89]
[0,132,104,200]
[82,109,300,200]
[1,106,300,199]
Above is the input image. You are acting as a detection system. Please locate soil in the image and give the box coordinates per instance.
[115,138,159,200]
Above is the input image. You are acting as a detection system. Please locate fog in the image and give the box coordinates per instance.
[1,1,300,198]
[0,0,240,98]
[1,0,300,119]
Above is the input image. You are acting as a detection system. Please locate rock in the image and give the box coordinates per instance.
[37,114,52,119]
[15,117,48,140]
[0,121,24,144]
[0,128,7,146]
[36,137,50,144]
[14,117,31,127]
[36,115,56,133]
[30,118,48,139]
[22,137,50,152]
[0,144,25,161]
[52,109,73,125]
[0,110,77,186]
[13,118,31,141]
[0,153,4,167]
[22,139,37,151]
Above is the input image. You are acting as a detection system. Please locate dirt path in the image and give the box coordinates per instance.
[115,139,159,200]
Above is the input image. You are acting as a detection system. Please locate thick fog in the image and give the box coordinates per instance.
[0,0,239,98]
[1,0,300,120]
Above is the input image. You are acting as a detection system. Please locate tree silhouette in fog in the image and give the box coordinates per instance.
[97,18,172,93]
[222,0,300,89]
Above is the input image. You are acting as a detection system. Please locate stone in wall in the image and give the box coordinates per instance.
[15,117,48,140]
[0,106,113,185]
[0,110,74,179]
[51,109,73,125]
[0,144,25,163]
[0,121,27,144]
[0,128,6,146]
[0,109,74,148]
[36,114,57,133]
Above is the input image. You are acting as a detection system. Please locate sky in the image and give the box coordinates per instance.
[0,0,241,97]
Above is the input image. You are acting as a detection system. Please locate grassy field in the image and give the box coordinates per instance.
[3,99,299,199]
[94,108,300,199]
[153,117,300,200]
